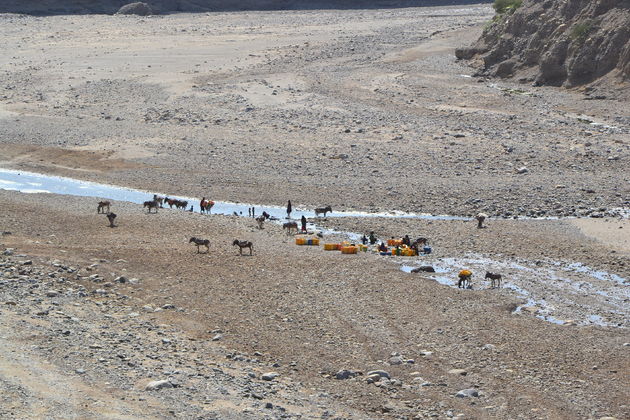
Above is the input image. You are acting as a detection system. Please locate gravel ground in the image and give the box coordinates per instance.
[0,190,628,419]
[0,3,628,419]
[0,5,628,218]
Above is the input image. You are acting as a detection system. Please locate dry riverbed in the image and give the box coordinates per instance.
[1,190,628,419]
[0,3,629,419]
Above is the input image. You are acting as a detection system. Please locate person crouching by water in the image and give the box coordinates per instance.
[402,234,411,246]
[361,234,368,245]
[378,242,387,253]
[369,231,377,245]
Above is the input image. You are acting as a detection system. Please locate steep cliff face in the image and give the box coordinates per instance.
[456,0,630,88]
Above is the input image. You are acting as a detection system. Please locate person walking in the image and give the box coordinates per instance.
[287,200,292,219]
[301,215,307,233]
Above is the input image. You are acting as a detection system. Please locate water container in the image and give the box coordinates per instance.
[324,243,338,251]
[423,246,432,254]
[341,246,358,254]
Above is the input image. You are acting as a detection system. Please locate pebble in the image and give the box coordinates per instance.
[261,372,280,381]
[389,355,404,365]
[335,369,359,380]
[145,380,173,391]
[212,334,223,341]
[448,369,467,376]
[366,370,390,379]
[455,388,479,398]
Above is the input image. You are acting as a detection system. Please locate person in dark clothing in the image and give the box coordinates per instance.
[369,231,377,245]
[301,215,307,233]
[378,242,387,252]
[361,234,368,245]
[287,200,292,219]
[402,234,411,246]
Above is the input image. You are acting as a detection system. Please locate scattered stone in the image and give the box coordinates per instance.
[388,355,404,365]
[516,167,528,174]
[366,370,390,379]
[261,372,280,381]
[335,369,360,380]
[212,334,223,341]
[448,369,467,376]
[116,2,154,16]
[145,379,173,391]
[455,388,479,398]
[411,266,435,273]
[115,276,127,283]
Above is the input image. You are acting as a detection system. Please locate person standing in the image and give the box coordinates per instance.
[287,200,292,219]
[301,215,307,233]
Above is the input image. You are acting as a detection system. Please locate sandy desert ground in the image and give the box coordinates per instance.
[0,3,629,420]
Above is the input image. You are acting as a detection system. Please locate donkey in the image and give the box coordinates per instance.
[458,271,472,289]
[233,239,254,256]
[153,195,165,208]
[314,206,332,217]
[189,237,210,253]
[106,212,117,228]
[143,200,159,213]
[200,198,215,214]
[97,201,111,214]
[256,211,270,229]
[164,197,177,208]
[283,221,298,235]
[485,271,502,288]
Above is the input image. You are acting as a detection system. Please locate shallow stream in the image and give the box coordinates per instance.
[1,168,627,328]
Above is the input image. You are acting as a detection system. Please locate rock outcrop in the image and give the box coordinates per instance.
[456,0,630,88]
[116,2,154,15]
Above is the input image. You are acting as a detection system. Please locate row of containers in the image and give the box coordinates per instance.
[296,237,432,256]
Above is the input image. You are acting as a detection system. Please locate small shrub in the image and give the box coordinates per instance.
[570,21,593,43]
[493,0,522,14]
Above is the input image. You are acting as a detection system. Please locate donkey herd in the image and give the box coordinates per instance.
[97,197,503,288]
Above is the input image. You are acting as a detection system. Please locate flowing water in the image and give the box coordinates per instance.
[0,168,467,221]
[1,168,628,328]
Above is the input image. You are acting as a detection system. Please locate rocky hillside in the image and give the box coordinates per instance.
[0,0,487,14]
[456,0,630,88]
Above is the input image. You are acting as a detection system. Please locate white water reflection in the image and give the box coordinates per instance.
[399,254,628,328]
[0,168,467,221]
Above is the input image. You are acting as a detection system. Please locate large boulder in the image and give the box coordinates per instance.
[116,2,155,16]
